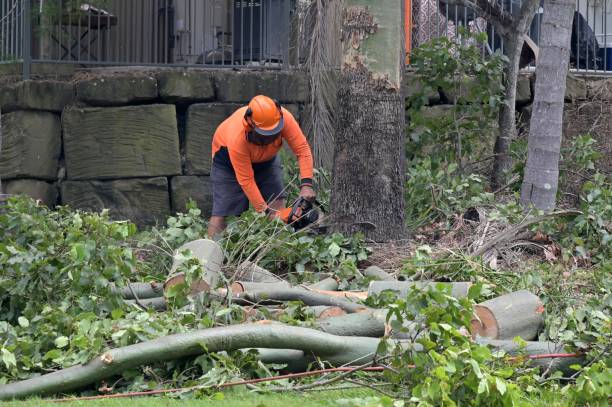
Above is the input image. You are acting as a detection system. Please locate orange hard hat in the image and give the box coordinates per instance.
[245,95,284,136]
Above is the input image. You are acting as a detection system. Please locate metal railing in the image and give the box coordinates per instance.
[410,0,612,74]
[3,1,612,79]
[1,0,294,78]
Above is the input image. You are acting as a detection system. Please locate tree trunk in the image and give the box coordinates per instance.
[520,0,575,210]
[493,35,523,189]
[492,0,542,189]
[330,1,406,241]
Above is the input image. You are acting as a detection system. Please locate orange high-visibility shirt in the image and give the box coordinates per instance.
[211,106,314,212]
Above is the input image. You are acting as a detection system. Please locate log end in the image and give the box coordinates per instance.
[317,306,347,320]
[163,273,210,297]
[472,305,499,338]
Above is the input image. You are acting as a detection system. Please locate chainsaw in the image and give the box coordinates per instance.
[286,197,326,232]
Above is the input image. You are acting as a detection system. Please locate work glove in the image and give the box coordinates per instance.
[275,207,294,223]
[299,185,316,202]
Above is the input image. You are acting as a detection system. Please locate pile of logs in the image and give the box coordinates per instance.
[0,239,583,400]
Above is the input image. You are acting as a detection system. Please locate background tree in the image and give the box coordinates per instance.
[520,0,575,210]
[444,0,541,188]
[330,0,406,241]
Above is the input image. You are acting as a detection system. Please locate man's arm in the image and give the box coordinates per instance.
[228,147,267,212]
[282,110,315,190]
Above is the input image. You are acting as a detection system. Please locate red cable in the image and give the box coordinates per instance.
[51,353,580,402]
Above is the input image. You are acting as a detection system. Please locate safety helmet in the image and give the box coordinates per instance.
[244,95,284,136]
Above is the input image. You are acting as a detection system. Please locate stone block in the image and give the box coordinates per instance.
[215,70,308,103]
[516,75,532,105]
[60,177,171,227]
[0,111,61,180]
[63,104,181,180]
[185,103,241,175]
[157,70,215,103]
[564,74,587,101]
[170,176,213,216]
[3,179,58,206]
[75,74,158,106]
[404,72,440,105]
[0,85,17,111]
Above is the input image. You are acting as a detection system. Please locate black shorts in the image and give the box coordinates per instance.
[211,156,287,217]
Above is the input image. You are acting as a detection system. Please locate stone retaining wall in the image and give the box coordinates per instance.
[0,69,308,226]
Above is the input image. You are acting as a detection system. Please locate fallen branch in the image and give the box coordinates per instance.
[0,325,384,400]
[232,288,370,313]
[363,266,396,281]
[307,277,340,291]
[111,282,164,300]
[368,281,472,299]
[471,210,581,257]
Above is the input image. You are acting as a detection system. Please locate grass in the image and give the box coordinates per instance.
[4,389,382,407]
[3,387,579,407]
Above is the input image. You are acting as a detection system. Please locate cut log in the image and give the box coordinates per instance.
[234,261,282,283]
[307,277,340,291]
[112,282,164,300]
[0,325,385,400]
[311,289,368,301]
[471,290,544,341]
[232,288,369,314]
[315,309,388,337]
[476,338,583,376]
[368,281,472,299]
[307,306,347,319]
[231,281,291,293]
[164,239,224,295]
[363,266,395,281]
[125,296,167,311]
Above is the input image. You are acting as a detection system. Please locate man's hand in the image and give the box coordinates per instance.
[299,185,316,202]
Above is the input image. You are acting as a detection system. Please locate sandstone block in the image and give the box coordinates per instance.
[170,176,213,216]
[215,70,308,103]
[157,70,215,103]
[60,177,171,227]
[3,179,58,206]
[75,74,158,106]
[185,103,241,175]
[63,104,181,180]
[0,110,61,180]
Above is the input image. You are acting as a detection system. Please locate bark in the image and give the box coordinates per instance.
[330,1,406,241]
[444,0,540,189]
[308,277,340,291]
[471,290,544,340]
[492,0,542,189]
[311,289,368,301]
[0,325,384,400]
[314,309,389,337]
[232,288,370,313]
[363,266,396,281]
[367,281,472,299]
[125,297,167,311]
[232,281,292,293]
[520,0,575,211]
[165,239,225,295]
[112,282,164,300]
[233,261,283,283]
[476,339,583,376]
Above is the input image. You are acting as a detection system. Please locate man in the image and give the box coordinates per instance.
[207,95,316,238]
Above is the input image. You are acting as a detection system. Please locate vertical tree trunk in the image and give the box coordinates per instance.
[493,36,523,189]
[520,0,575,210]
[490,0,542,189]
[330,1,406,242]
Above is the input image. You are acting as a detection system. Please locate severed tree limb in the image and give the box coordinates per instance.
[307,277,340,291]
[471,210,581,257]
[232,288,370,313]
[124,297,167,312]
[0,325,386,400]
[111,282,164,300]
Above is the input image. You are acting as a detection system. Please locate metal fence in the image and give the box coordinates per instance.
[3,0,612,78]
[411,0,612,74]
[1,0,295,78]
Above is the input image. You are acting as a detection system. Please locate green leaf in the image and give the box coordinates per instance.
[477,378,488,395]
[17,316,29,328]
[55,336,69,348]
[1,349,17,368]
[495,377,507,395]
[329,242,341,257]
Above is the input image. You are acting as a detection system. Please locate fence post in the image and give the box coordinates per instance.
[22,0,32,80]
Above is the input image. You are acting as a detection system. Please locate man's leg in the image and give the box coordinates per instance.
[207,216,227,239]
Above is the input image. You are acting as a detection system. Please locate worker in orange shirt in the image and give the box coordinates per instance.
[207,95,316,238]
